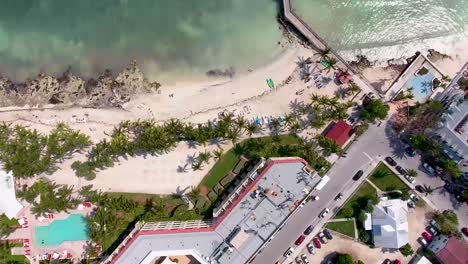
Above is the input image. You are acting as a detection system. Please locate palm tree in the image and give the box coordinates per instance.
[284,113,295,127]
[348,82,361,95]
[323,57,337,72]
[198,150,212,165]
[269,118,281,135]
[235,116,247,131]
[212,148,224,161]
[421,184,433,196]
[319,47,331,59]
[226,128,241,144]
[246,121,260,136]
[191,162,204,171]
[407,169,418,178]
[289,121,302,133]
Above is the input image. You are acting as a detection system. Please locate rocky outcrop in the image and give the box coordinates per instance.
[0,60,161,108]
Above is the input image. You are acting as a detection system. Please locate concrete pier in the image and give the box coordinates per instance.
[282,0,382,97]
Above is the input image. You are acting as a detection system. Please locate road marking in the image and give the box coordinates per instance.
[363,151,373,161]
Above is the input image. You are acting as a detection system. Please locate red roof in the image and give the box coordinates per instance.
[325,120,352,147]
[436,237,468,264]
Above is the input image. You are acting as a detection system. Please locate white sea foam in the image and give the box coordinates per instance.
[339,32,468,66]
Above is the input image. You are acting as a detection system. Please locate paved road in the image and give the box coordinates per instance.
[252,120,468,264]
[252,123,386,264]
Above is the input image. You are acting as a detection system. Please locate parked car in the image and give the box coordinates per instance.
[423,163,435,175]
[304,225,314,235]
[295,235,306,246]
[405,146,416,157]
[410,194,420,203]
[306,243,316,254]
[462,227,468,237]
[318,232,328,243]
[284,247,294,257]
[353,170,364,180]
[415,185,424,193]
[313,237,321,248]
[430,219,440,231]
[418,237,428,247]
[407,201,415,208]
[393,260,401,264]
[444,183,455,194]
[323,229,333,240]
[427,226,438,236]
[422,231,432,242]
[301,254,309,264]
[396,165,407,175]
[385,156,397,166]
[295,256,302,264]
[383,259,392,264]
[335,193,343,200]
[319,208,330,218]
[404,174,416,184]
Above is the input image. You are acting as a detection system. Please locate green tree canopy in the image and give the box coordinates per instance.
[361,99,389,121]
[399,243,414,256]
[434,210,459,236]
[336,253,355,264]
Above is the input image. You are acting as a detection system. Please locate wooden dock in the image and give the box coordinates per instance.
[282,0,382,98]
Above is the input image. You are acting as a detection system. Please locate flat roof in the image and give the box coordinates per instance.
[0,166,23,219]
[109,158,321,264]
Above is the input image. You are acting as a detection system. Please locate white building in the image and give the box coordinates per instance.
[371,198,409,249]
[0,167,23,219]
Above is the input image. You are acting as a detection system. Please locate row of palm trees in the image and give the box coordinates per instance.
[0,123,91,178]
[17,179,78,216]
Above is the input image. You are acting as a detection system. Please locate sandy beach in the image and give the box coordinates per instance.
[1,42,466,195]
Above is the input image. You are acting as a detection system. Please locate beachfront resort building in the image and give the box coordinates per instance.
[103,157,324,264]
[0,165,23,219]
[371,198,409,249]
[434,65,468,182]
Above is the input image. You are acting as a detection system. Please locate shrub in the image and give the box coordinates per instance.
[399,243,414,256]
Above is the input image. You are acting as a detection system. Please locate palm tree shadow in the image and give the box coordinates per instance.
[187,140,200,149]
[384,119,407,159]
[173,186,190,196]
[186,153,197,164]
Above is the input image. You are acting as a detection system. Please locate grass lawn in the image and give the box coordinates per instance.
[335,181,377,218]
[369,162,410,192]
[101,192,207,254]
[326,220,356,238]
[200,134,302,190]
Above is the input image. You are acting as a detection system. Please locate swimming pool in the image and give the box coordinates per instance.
[409,72,434,103]
[35,214,90,247]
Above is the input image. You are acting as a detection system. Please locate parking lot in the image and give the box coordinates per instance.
[294,206,434,264]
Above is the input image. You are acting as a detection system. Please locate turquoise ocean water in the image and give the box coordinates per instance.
[0,0,467,81]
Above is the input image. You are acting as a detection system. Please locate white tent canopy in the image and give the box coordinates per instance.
[0,166,23,219]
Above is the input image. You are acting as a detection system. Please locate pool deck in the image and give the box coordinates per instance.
[385,53,445,101]
[7,205,93,263]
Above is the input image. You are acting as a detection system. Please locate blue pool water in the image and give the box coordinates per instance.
[409,72,435,103]
[35,214,90,247]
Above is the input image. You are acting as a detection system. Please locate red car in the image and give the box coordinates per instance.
[422,231,432,242]
[313,237,321,248]
[295,235,305,246]
[462,227,468,237]
[393,260,401,264]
